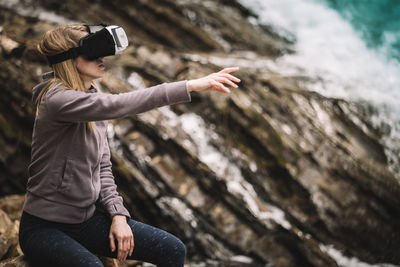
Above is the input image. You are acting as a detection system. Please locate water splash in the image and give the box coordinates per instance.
[238,0,400,179]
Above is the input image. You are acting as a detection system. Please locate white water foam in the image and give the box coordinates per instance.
[238,0,400,179]
[236,1,400,265]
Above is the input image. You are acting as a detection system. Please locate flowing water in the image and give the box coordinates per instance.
[239,0,400,180]
[237,0,400,266]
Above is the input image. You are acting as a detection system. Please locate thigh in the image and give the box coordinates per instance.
[80,210,186,267]
[19,223,104,267]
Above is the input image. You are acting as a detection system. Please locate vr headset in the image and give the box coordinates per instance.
[47,24,128,65]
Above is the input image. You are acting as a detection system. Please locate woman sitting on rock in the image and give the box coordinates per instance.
[18,24,240,267]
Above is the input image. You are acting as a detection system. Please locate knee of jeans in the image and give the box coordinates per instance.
[159,237,186,267]
[175,238,187,259]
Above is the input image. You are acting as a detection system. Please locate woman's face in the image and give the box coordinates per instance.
[74,56,105,83]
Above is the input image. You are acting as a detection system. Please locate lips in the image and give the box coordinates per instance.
[96,59,104,68]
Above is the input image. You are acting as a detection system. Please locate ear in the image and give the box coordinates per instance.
[72,58,83,77]
[73,56,80,69]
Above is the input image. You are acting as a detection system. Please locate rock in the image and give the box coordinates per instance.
[0,207,22,260]
[0,209,13,234]
[0,29,22,56]
[0,209,14,259]
[0,195,25,221]
[97,256,120,267]
[0,0,399,266]
[0,255,31,267]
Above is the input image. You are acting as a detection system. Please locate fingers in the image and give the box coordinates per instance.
[220,73,241,83]
[218,66,240,74]
[123,238,129,260]
[215,77,238,88]
[115,233,134,261]
[109,234,116,253]
[117,237,128,261]
[214,68,241,92]
[129,235,134,257]
[117,237,122,260]
[211,80,231,93]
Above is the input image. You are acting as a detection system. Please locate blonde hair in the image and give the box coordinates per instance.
[36,25,95,131]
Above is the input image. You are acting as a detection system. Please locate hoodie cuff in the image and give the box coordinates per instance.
[165,80,192,104]
[106,201,131,221]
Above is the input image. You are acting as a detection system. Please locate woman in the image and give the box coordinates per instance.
[18,25,240,267]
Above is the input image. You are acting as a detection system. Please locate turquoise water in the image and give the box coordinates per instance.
[239,0,400,182]
[238,0,400,265]
[322,0,400,63]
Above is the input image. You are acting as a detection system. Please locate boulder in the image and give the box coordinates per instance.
[0,195,25,221]
[0,209,19,260]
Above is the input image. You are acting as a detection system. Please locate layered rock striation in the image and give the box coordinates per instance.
[0,0,399,266]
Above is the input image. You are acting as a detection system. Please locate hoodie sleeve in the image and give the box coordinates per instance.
[98,133,131,220]
[45,81,191,122]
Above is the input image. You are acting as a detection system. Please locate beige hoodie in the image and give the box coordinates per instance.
[23,72,191,223]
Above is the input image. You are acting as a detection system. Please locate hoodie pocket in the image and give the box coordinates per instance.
[56,158,73,192]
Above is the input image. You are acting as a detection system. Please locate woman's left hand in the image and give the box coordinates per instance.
[109,215,134,262]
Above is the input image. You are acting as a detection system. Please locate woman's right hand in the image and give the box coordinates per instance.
[186,67,241,94]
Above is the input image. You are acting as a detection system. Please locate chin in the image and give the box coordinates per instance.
[93,72,105,79]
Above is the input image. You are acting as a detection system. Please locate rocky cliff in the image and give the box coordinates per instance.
[0,0,399,266]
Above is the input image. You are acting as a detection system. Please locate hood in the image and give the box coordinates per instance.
[32,71,97,107]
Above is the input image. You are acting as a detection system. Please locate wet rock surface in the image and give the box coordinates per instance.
[1,0,399,266]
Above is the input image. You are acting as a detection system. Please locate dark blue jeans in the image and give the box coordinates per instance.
[18,209,186,267]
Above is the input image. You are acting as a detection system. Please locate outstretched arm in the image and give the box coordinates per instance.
[45,80,191,122]
[44,67,240,123]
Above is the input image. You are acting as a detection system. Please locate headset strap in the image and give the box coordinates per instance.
[47,46,82,65]
[46,23,109,65]
[85,23,108,34]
